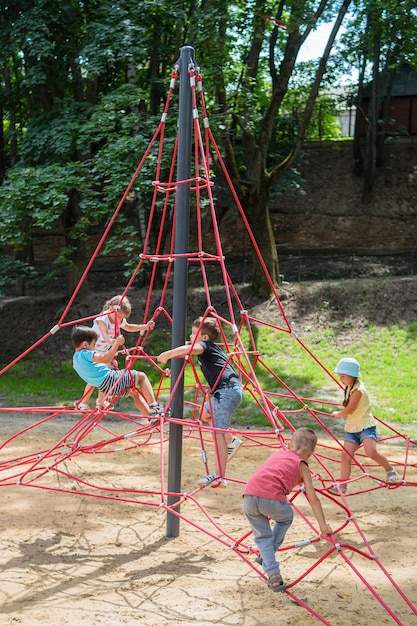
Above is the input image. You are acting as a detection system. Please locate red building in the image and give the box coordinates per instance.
[358,65,417,136]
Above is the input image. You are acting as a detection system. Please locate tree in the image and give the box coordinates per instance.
[0,0,357,298]
[187,0,352,296]
[0,1,177,296]
[341,0,417,202]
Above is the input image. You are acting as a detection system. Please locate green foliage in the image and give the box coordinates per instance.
[305,94,342,141]
[77,85,151,148]
[1,0,416,298]
[0,253,37,296]
[0,165,74,248]
[19,102,93,166]
[340,0,417,73]
[77,4,146,77]
[282,82,342,142]
[0,82,168,290]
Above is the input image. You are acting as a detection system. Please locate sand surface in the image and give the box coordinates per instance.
[0,411,416,626]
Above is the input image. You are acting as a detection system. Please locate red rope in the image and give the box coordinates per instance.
[0,63,416,626]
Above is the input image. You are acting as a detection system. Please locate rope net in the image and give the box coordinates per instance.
[0,60,416,626]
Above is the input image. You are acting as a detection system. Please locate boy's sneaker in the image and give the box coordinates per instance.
[197,472,220,487]
[211,478,227,489]
[148,403,165,416]
[386,469,398,483]
[227,437,243,461]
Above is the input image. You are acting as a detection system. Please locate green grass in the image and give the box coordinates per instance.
[0,360,83,406]
[1,323,416,436]
[262,322,417,425]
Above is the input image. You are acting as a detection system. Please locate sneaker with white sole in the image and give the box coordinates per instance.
[386,469,398,483]
[197,472,220,486]
[227,436,243,461]
[148,403,165,416]
[211,478,227,489]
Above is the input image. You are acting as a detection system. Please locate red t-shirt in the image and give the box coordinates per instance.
[243,449,307,502]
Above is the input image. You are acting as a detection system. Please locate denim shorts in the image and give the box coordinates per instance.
[344,426,377,446]
[204,383,243,430]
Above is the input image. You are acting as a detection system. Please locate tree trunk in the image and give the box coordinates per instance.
[353,58,367,177]
[3,62,17,166]
[362,36,380,203]
[0,94,5,181]
[62,189,90,299]
[14,238,34,296]
[229,0,352,295]
[245,188,280,297]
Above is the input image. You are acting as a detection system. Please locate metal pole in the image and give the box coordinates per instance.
[166,45,194,537]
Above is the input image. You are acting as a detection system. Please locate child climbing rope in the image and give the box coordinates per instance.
[77,294,155,410]
[157,316,244,488]
[243,427,332,592]
[330,357,398,494]
[71,326,163,417]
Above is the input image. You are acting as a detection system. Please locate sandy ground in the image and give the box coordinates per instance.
[0,411,416,626]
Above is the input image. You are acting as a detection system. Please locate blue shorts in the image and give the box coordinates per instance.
[344,426,377,447]
[204,382,243,430]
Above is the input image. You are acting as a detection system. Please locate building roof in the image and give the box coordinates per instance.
[362,64,417,97]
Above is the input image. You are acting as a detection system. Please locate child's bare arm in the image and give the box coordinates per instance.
[93,335,125,364]
[158,342,204,364]
[332,389,361,417]
[97,319,114,344]
[123,320,155,333]
[300,463,332,535]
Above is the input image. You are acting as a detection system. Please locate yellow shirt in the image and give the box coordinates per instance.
[345,379,376,433]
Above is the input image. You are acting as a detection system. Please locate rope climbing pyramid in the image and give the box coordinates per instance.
[0,48,416,625]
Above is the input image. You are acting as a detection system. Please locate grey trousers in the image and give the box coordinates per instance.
[243,494,293,577]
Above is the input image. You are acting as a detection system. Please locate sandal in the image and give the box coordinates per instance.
[386,469,398,483]
[267,573,286,593]
[96,399,112,409]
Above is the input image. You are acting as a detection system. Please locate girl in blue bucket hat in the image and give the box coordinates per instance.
[330,358,397,494]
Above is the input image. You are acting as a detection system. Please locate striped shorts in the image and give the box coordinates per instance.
[99,369,139,397]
